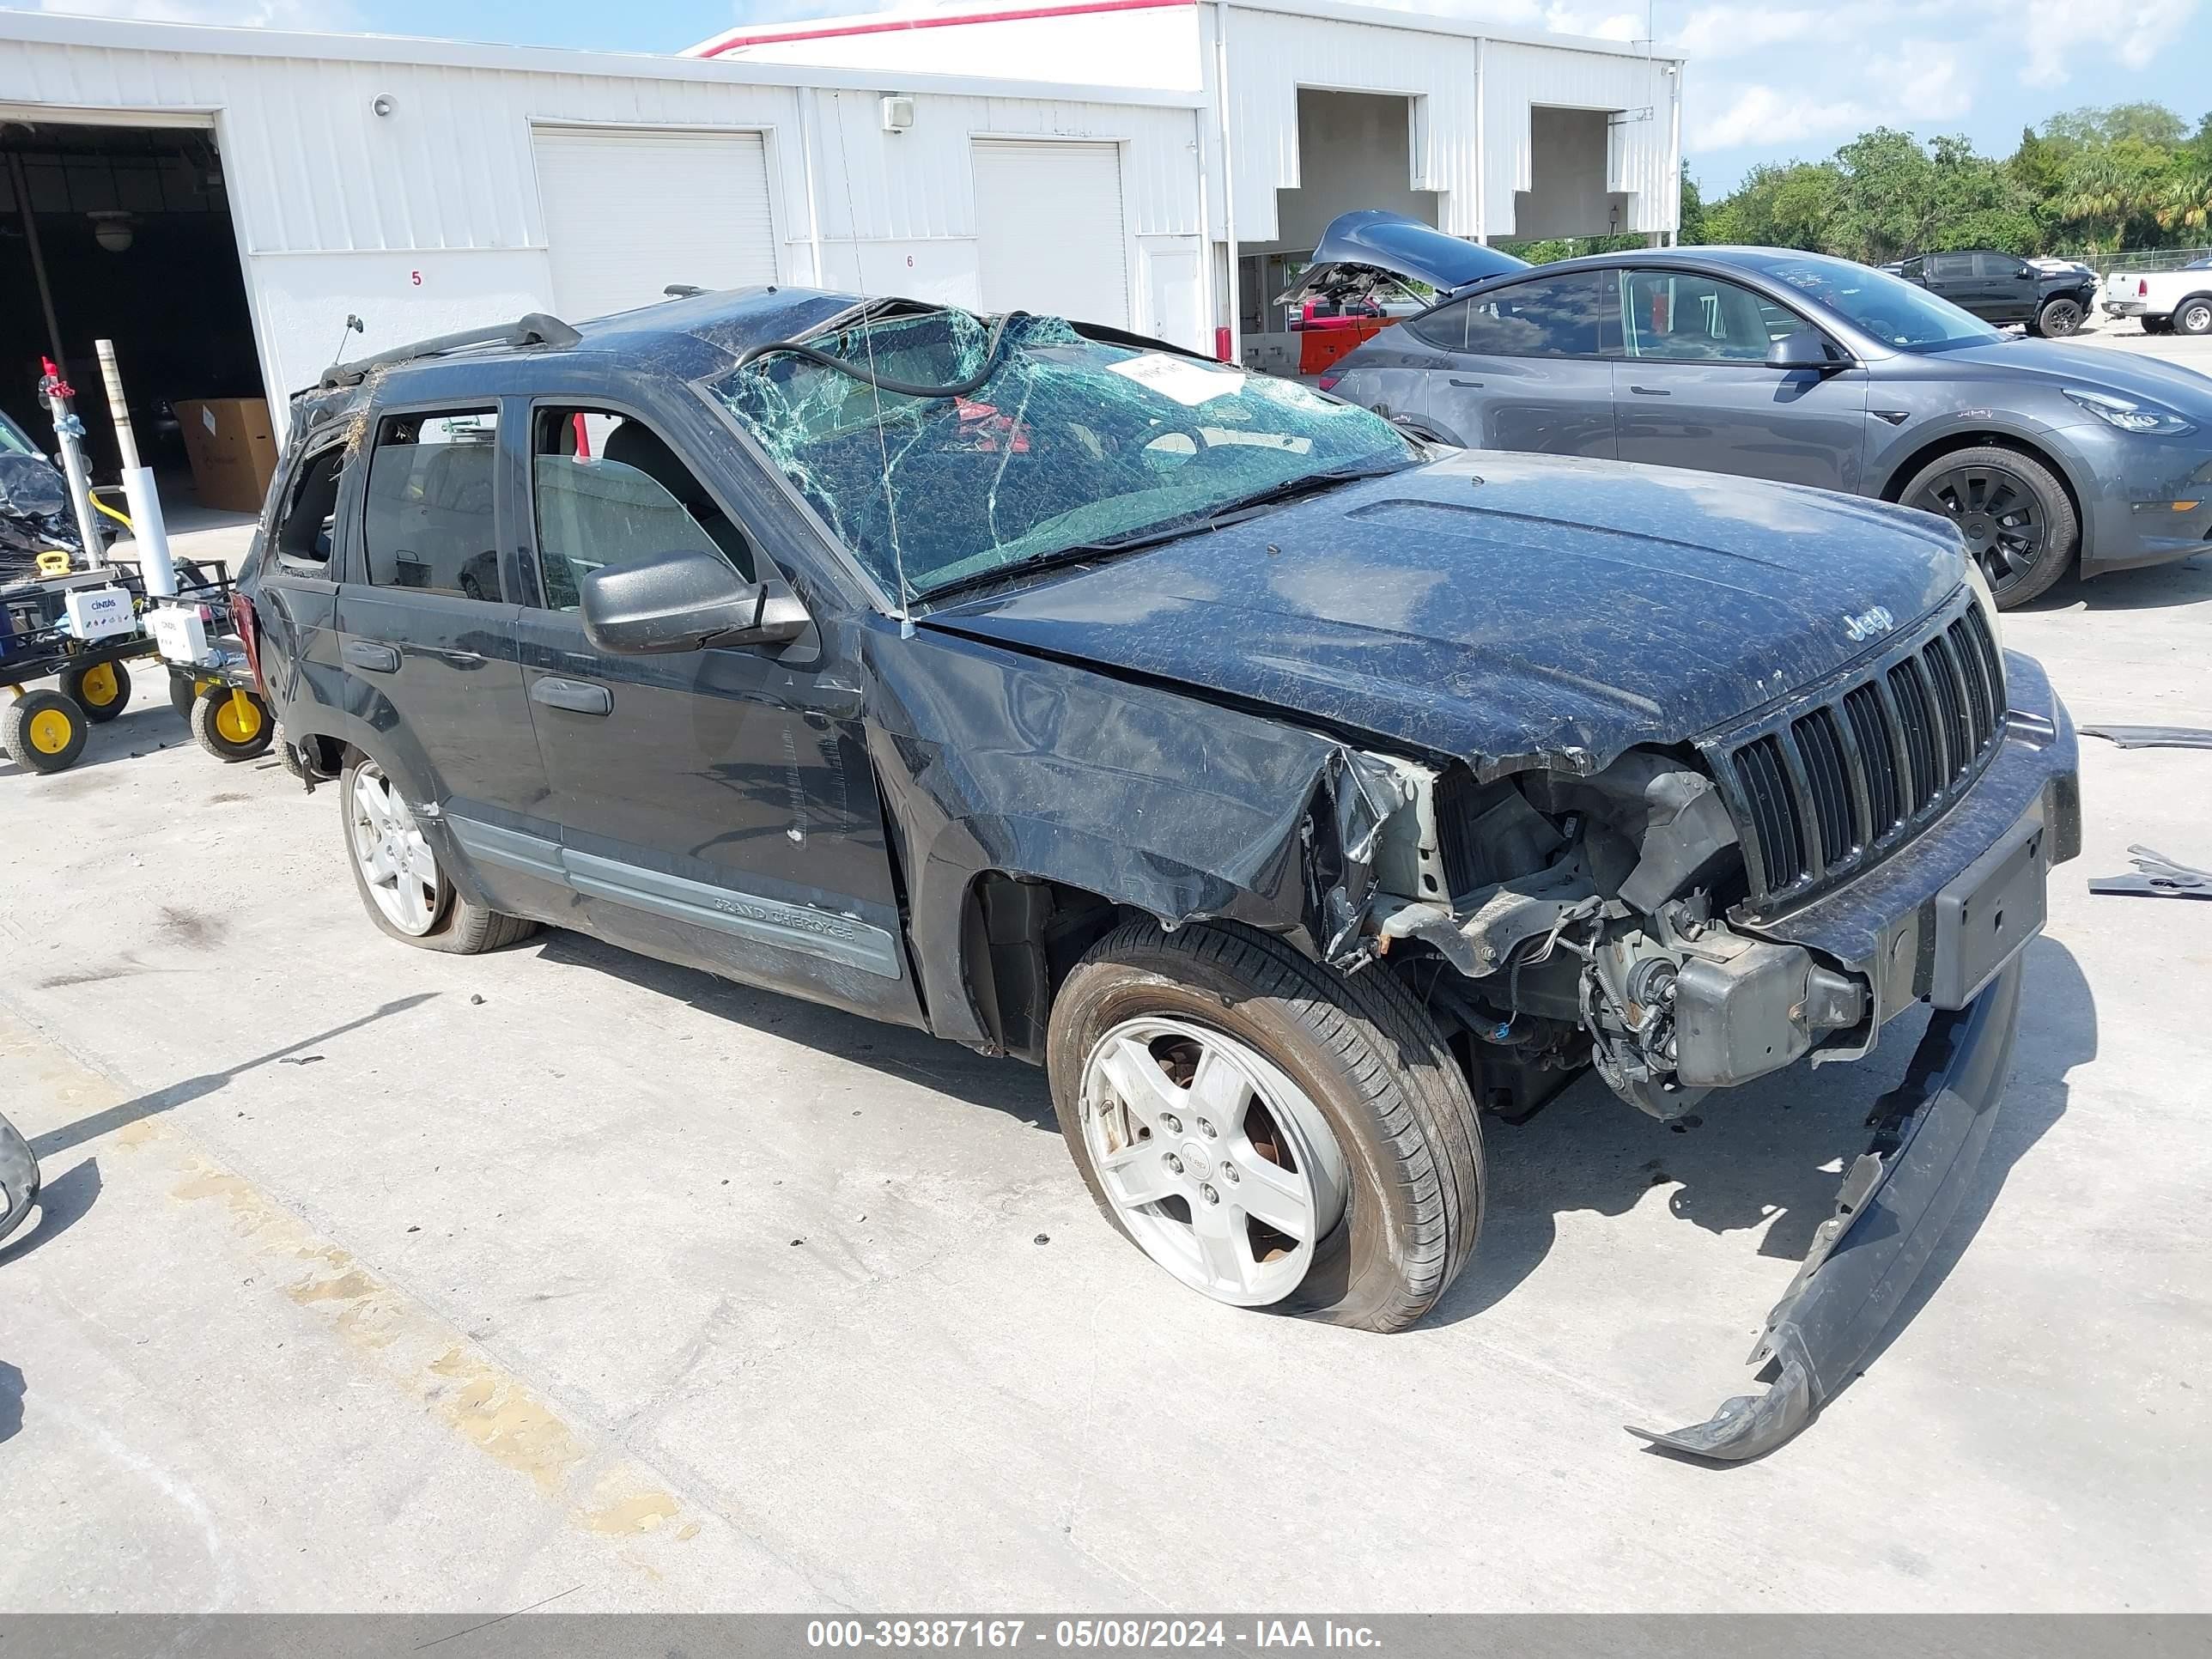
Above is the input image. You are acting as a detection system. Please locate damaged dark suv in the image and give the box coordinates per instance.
[240,289,2081,1461]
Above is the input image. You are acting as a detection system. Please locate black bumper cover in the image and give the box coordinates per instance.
[1627,957,2023,1461]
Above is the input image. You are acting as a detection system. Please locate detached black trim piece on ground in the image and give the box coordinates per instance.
[1630,959,2025,1462]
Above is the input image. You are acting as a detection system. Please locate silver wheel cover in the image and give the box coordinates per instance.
[349,761,441,936]
[1079,1015,1348,1307]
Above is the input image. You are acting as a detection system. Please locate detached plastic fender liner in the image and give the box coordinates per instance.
[1628,954,2026,1462]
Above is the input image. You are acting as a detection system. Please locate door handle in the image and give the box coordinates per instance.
[1628,385,1672,397]
[343,641,400,674]
[532,677,612,717]
[1448,377,1485,388]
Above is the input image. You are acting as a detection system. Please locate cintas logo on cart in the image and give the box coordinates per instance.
[60,586,138,642]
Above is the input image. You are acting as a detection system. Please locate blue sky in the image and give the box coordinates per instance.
[33,0,2212,192]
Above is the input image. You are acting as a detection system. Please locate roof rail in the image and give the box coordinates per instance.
[318,313,582,389]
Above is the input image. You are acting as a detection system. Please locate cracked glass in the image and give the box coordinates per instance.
[712,308,1414,603]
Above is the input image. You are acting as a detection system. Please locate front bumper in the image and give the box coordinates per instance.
[2066,423,2212,576]
[1626,652,2078,1462]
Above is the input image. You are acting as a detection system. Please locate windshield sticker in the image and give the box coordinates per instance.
[1107,353,1249,406]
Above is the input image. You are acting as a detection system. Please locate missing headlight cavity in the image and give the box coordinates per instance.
[1366,747,1864,1120]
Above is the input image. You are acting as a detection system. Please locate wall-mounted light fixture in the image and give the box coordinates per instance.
[372,93,396,118]
[88,210,134,253]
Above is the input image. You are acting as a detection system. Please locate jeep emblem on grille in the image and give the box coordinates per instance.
[1843,605,1896,641]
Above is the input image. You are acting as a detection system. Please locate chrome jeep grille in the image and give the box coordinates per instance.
[1714,595,2007,910]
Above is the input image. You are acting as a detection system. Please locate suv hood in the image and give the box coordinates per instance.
[1277,210,1530,309]
[927,450,1966,772]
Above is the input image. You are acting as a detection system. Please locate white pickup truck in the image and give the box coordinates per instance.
[2101,256,2212,334]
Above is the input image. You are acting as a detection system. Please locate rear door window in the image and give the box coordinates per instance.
[273,444,347,568]
[527,407,757,611]
[1457,272,1620,358]
[362,410,502,600]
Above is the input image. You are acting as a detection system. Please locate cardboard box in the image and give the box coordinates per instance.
[174,397,280,514]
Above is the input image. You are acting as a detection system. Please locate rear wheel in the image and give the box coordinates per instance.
[1902,445,2077,609]
[191,684,275,762]
[2175,296,2212,337]
[2032,296,2083,337]
[1048,921,1484,1333]
[2,689,88,775]
[340,753,538,954]
[2143,316,2173,335]
[60,659,131,724]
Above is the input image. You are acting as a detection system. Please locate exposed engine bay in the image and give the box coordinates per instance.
[1367,749,1871,1121]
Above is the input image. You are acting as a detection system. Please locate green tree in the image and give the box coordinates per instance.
[1678,163,1708,245]
[1686,102,2211,261]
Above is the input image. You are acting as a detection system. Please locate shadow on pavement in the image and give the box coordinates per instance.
[533,932,1055,1128]
[0,1361,21,1445]
[0,1158,100,1268]
[27,994,441,1159]
[2018,553,2212,614]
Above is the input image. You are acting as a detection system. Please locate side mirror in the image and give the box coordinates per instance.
[1766,329,1837,372]
[579,548,810,655]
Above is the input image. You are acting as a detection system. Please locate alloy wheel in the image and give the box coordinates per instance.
[1909,463,2049,599]
[1078,1016,1347,1307]
[348,760,441,935]
[2040,300,2082,336]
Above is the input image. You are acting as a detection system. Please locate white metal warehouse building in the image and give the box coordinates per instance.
[0,5,1682,474]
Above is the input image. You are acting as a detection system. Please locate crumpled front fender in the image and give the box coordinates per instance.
[1630,954,2025,1462]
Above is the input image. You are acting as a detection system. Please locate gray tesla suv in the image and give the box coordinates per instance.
[1315,213,2212,606]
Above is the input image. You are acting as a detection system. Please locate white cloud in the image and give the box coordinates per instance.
[2018,0,2193,82]
[1691,42,1965,150]
[1674,0,2194,161]
[1540,3,1642,40]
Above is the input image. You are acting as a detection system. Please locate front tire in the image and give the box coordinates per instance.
[340,753,538,954]
[1902,445,2077,609]
[3,689,88,775]
[1048,921,1484,1333]
[2032,296,2083,337]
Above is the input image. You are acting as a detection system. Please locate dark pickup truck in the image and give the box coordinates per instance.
[1889,250,2096,336]
[237,289,2081,1461]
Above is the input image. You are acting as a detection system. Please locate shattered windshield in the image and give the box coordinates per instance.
[712,308,1414,602]
[0,410,39,458]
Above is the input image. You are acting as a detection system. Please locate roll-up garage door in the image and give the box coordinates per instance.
[533,127,777,324]
[971,140,1131,328]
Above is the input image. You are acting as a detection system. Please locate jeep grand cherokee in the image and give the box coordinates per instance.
[238,290,2081,1461]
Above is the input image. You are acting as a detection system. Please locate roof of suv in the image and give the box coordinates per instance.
[298,286,1198,434]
